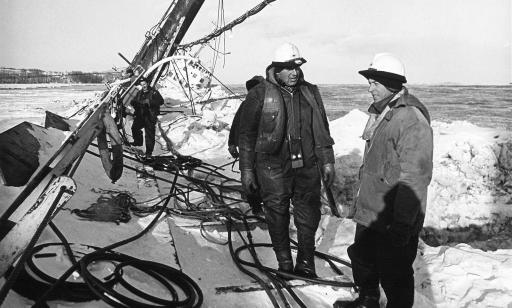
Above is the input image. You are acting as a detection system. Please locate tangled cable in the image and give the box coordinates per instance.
[85,142,355,307]
[223,212,355,308]
[11,241,203,307]
[26,166,203,308]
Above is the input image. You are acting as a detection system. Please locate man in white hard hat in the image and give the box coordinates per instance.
[238,43,335,279]
[334,54,433,308]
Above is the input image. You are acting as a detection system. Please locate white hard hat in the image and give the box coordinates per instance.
[359,53,407,88]
[271,43,307,68]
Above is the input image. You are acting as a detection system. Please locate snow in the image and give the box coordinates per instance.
[1,83,512,307]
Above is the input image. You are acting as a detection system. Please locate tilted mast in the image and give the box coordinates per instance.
[131,0,205,75]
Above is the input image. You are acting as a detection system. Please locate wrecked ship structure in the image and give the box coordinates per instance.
[0,1,356,307]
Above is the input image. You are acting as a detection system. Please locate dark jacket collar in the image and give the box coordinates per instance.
[373,88,431,124]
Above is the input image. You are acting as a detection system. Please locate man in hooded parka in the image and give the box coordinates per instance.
[238,43,336,278]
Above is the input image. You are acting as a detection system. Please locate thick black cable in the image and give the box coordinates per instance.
[79,252,202,308]
[17,242,108,302]
[235,214,294,308]
[225,216,280,308]
[33,169,182,307]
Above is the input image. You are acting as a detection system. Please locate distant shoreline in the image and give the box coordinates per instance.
[0,67,119,84]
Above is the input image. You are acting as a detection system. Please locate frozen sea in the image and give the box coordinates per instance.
[231,84,512,130]
[0,83,511,131]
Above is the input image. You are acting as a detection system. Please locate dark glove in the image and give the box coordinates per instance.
[321,163,335,187]
[241,169,258,194]
[228,145,239,158]
[387,221,412,247]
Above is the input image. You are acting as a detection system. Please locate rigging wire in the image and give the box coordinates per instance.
[179,0,277,50]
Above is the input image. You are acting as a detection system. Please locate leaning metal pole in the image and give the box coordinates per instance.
[130,0,206,76]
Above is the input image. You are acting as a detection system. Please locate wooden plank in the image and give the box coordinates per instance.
[0,176,76,277]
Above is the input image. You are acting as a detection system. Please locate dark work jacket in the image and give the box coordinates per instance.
[238,67,335,170]
[132,87,164,122]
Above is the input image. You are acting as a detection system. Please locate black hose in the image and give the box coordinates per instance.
[225,216,280,308]
[32,167,199,307]
[11,242,111,302]
[0,187,68,304]
[16,240,203,307]
[79,251,202,308]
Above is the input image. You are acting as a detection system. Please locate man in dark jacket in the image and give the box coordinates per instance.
[131,77,164,159]
[228,76,265,215]
[334,54,433,308]
[238,43,336,278]
[228,76,265,159]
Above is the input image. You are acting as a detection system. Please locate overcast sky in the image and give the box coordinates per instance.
[0,0,510,84]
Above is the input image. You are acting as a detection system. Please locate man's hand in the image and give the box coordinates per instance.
[241,169,258,194]
[228,145,239,158]
[321,163,335,187]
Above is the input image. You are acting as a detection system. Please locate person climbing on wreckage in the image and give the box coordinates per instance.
[238,43,336,278]
[129,77,164,160]
[333,53,433,308]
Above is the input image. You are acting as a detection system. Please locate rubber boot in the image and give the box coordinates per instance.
[275,249,294,280]
[332,288,380,308]
[294,256,317,279]
[294,228,318,279]
[264,205,291,265]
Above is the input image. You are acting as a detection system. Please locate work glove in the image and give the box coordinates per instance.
[241,169,258,194]
[387,221,412,247]
[321,163,335,188]
[228,145,239,158]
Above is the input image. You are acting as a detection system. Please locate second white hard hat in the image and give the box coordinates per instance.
[271,43,307,68]
[359,53,407,87]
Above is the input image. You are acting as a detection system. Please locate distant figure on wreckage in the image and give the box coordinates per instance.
[128,77,164,160]
[333,53,433,308]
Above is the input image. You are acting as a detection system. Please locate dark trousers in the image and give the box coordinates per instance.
[348,224,419,308]
[257,161,321,264]
[131,115,157,156]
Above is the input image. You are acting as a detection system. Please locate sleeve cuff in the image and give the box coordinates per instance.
[315,146,335,165]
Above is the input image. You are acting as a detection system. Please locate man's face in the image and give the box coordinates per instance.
[276,67,299,87]
[141,80,149,92]
[368,78,393,102]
